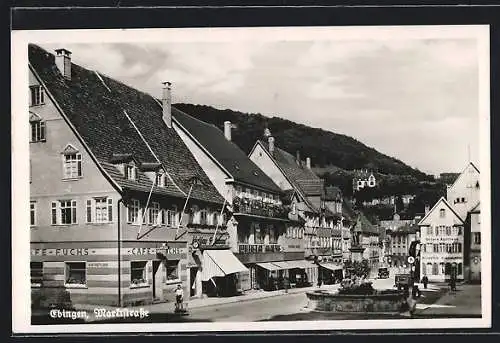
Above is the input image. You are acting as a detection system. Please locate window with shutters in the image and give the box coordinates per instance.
[51,200,77,225]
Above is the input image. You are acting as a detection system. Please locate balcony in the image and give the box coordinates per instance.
[238,243,282,254]
[233,197,289,219]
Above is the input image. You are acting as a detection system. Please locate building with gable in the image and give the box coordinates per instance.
[446,162,480,221]
[171,113,310,291]
[28,44,242,307]
[249,131,348,285]
[418,197,466,282]
[464,202,481,282]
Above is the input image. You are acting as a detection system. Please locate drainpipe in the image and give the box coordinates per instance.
[117,198,123,307]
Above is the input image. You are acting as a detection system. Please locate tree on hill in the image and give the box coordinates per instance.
[174,103,433,180]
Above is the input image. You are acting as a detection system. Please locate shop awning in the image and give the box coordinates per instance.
[256,262,282,271]
[270,261,293,269]
[201,249,249,281]
[320,263,343,271]
[287,260,317,269]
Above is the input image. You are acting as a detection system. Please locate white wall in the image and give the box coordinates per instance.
[249,143,293,191]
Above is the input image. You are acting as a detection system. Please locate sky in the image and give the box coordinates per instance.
[41,35,481,176]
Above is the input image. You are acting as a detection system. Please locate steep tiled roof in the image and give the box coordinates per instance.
[172,109,282,193]
[256,140,325,212]
[29,44,224,205]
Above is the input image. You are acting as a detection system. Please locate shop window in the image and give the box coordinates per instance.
[445,263,451,275]
[62,148,82,179]
[148,202,161,225]
[130,261,148,286]
[65,262,86,286]
[458,263,463,275]
[298,228,303,239]
[426,263,432,276]
[30,201,36,226]
[30,85,45,106]
[30,262,43,286]
[51,200,77,225]
[440,263,445,274]
[166,260,180,282]
[127,199,141,224]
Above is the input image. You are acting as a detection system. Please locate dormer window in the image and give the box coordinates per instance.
[125,164,137,180]
[29,113,46,142]
[156,172,165,187]
[30,85,45,106]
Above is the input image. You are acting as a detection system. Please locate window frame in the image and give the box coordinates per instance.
[127,199,141,224]
[30,85,45,106]
[165,260,180,283]
[30,201,36,227]
[64,261,87,288]
[62,152,83,179]
[30,120,46,143]
[130,260,149,288]
[51,200,77,225]
[148,202,161,225]
[125,164,137,181]
[439,208,446,218]
[86,197,113,223]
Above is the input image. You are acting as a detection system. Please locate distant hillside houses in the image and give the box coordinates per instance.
[362,194,415,207]
[352,169,377,192]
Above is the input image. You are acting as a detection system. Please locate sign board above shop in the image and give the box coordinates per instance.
[31,246,187,257]
[190,231,230,248]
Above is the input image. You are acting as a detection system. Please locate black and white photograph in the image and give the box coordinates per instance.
[11,25,491,333]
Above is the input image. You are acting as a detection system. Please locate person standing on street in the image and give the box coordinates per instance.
[175,284,184,311]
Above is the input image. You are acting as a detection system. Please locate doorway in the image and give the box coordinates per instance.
[152,260,164,302]
[190,267,198,297]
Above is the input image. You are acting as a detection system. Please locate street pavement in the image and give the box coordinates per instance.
[32,273,482,323]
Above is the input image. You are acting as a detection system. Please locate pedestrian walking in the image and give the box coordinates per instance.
[422,276,428,289]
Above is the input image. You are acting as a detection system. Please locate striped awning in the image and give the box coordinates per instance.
[256,262,282,271]
[320,263,343,271]
[201,249,248,281]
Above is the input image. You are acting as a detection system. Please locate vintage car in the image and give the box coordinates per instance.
[378,267,390,279]
[394,273,412,290]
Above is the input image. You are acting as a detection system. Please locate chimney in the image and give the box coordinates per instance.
[224,121,232,141]
[268,136,275,157]
[162,82,172,128]
[306,157,311,169]
[55,48,72,79]
[296,150,301,166]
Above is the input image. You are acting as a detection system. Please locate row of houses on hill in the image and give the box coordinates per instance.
[28,45,382,308]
